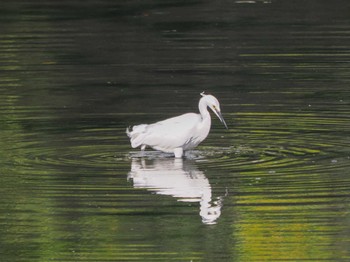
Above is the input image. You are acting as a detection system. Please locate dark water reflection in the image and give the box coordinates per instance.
[1,0,350,261]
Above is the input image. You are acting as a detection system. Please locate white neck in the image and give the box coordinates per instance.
[199,96,211,121]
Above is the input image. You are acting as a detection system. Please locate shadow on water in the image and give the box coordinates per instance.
[127,157,225,225]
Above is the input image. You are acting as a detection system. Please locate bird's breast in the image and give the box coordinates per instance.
[183,118,211,150]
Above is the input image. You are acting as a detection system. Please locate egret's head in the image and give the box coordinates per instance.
[201,92,228,129]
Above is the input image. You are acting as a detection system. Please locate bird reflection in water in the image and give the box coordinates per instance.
[127,158,224,225]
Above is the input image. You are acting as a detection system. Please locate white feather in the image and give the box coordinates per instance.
[126,93,227,157]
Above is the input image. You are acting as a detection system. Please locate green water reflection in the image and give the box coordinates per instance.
[1,0,350,261]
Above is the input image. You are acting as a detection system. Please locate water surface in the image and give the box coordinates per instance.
[1,1,350,261]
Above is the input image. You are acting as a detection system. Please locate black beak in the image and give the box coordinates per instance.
[215,109,228,129]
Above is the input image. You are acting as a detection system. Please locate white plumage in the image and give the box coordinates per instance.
[126,92,227,158]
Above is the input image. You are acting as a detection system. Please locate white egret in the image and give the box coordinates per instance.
[126,92,228,158]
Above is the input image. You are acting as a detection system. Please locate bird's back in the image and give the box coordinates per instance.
[127,113,205,152]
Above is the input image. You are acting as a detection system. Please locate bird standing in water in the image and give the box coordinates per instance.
[126,92,228,158]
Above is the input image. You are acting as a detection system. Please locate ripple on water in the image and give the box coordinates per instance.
[209,112,350,171]
[5,111,350,184]
[4,125,128,173]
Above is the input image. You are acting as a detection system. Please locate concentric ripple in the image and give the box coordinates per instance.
[3,110,348,183]
[189,112,350,175]
[1,124,128,175]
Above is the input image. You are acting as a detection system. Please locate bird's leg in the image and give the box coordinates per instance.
[174,148,183,158]
[140,145,146,157]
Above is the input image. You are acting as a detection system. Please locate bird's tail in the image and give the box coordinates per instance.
[126,124,148,148]
[126,126,132,138]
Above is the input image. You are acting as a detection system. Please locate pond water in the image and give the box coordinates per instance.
[1,1,350,261]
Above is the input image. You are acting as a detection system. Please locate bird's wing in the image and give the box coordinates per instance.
[142,113,201,151]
